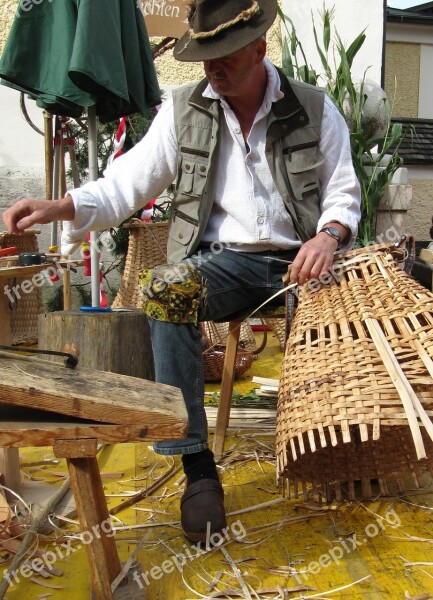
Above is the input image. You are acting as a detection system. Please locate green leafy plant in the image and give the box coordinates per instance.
[278,5,407,247]
[206,389,276,408]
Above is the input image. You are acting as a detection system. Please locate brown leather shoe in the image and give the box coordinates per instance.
[180,478,227,543]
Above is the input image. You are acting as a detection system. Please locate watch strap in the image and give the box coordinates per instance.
[319,227,341,247]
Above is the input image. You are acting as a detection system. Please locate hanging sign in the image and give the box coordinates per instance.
[139,0,190,38]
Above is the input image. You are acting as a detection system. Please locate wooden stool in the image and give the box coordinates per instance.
[0,355,187,599]
[212,306,290,460]
[212,319,245,460]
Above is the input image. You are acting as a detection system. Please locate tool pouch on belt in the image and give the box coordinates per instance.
[138,263,206,324]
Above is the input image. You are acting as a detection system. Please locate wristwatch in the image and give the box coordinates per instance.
[319,226,341,247]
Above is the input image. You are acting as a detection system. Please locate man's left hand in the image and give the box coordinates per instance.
[289,233,338,286]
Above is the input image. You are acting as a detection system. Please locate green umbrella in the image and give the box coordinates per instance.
[0,0,160,122]
[0,0,161,305]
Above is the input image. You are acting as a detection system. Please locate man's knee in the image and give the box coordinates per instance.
[138,262,206,324]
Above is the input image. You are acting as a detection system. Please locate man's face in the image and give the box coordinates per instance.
[203,38,266,98]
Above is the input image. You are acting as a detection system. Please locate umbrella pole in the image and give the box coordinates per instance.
[88,106,101,307]
[51,118,62,249]
[43,111,53,202]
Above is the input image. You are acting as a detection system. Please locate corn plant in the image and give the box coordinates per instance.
[278,5,407,246]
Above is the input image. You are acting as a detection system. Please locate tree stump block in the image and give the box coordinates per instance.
[38,310,154,379]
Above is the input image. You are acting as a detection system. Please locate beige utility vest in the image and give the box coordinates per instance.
[167,68,325,263]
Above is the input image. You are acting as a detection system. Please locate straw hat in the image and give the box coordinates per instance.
[173,0,278,62]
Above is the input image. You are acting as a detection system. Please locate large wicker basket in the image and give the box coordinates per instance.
[277,242,433,500]
[112,220,169,309]
[0,230,43,345]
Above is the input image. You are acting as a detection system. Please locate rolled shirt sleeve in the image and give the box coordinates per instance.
[61,99,178,256]
[316,95,361,250]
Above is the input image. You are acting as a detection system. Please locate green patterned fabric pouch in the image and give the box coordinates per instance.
[138,263,206,324]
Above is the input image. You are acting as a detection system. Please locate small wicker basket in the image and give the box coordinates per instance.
[277,242,433,500]
[202,320,259,354]
[203,344,254,383]
[201,321,254,382]
[0,230,43,345]
[112,220,169,309]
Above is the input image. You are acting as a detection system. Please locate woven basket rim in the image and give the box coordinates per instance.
[337,241,402,260]
[122,219,169,230]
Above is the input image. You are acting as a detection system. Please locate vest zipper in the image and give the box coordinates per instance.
[284,140,319,160]
[173,209,199,226]
[180,147,210,158]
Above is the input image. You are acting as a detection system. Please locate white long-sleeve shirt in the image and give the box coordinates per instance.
[63,58,361,256]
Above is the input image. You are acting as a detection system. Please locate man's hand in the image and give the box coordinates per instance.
[290,221,351,286]
[290,233,338,285]
[2,196,75,235]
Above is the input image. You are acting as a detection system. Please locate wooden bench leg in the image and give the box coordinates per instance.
[54,439,121,600]
[212,320,242,460]
[0,448,21,496]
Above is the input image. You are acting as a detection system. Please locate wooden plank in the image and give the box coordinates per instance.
[0,254,82,266]
[0,357,187,428]
[206,406,276,430]
[0,403,186,446]
[420,247,433,264]
[0,420,181,447]
[0,264,52,278]
[252,376,280,387]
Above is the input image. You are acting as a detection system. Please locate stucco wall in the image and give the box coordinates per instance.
[405,179,433,241]
[384,41,420,118]
[0,0,18,55]
[282,0,385,86]
[384,41,432,242]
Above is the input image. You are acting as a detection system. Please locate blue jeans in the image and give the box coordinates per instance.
[149,246,298,455]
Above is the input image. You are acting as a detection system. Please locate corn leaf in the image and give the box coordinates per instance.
[344,31,367,67]
[312,21,331,76]
[323,9,331,51]
[282,39,294,78]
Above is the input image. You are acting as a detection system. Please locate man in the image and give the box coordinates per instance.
[2,0,361,543]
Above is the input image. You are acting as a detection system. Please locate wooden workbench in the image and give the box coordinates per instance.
[0,353,188,599]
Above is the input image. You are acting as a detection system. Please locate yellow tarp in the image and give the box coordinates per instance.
[3,330,433,599]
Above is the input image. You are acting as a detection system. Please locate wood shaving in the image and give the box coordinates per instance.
[29,578,64,589]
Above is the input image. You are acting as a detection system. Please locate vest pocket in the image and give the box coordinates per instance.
[169,210,198,248]
[284,144,325,203]
[178,155,209,198]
